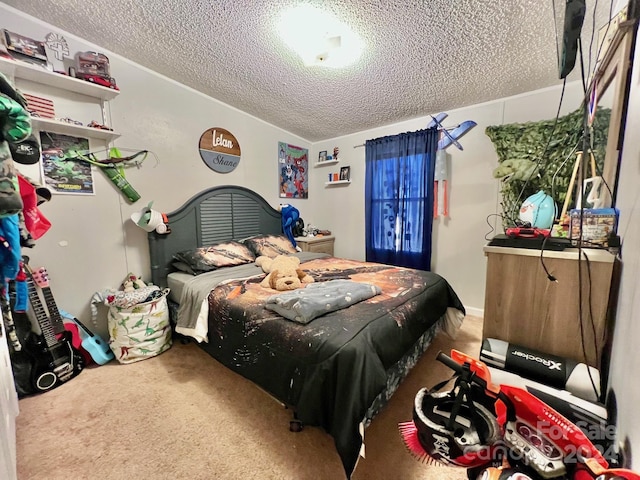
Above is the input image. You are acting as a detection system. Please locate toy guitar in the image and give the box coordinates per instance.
[59,310,114,365]
[22,260,84,392]
[31,266,114,365]
[29,266,93,366]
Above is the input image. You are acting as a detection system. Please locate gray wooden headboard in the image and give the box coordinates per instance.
[148,185,282,287]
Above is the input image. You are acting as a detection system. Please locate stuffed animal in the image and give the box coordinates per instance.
[279,204,301,250]
[492,158,539,183]
[122,273,147,292]
[256,254,313,291]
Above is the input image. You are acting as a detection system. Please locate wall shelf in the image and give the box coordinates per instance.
[32,117,121,142]
[0,56,120,101]
[315,159,338,167]
[325,180,351,186]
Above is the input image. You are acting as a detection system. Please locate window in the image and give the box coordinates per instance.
[364,128,438,270]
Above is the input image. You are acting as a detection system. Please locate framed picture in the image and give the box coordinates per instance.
[318,150,327,162]
[340,166,350,181]
[2,29,48,66]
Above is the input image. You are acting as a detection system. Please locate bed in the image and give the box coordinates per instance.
[148,185,465,477]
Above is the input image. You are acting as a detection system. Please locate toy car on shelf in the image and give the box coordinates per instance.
[68,51,119,90]
[57,117,83,125]
[87,120,113,131]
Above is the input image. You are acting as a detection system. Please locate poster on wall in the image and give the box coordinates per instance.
[278,142,308,198]
[39,131,94,195]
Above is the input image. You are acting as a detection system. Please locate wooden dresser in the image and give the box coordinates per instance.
[294,235,335,256]
[482,245,618,369]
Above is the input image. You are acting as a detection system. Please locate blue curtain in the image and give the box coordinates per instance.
[364,128,438,270]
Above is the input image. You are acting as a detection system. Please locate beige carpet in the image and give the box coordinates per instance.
[16,315,483,480]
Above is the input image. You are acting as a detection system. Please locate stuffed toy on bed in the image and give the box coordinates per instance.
[256,254,313,291]
[279,204,302,250]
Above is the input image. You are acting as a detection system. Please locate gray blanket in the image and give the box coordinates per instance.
[176,252,329,331]
[265,279,382,324]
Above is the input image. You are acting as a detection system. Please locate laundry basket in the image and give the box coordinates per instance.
[107,287,172,364]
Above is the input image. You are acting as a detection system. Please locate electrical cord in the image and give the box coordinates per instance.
[588,0,616,83]
[587,0,600,78]
[504,0,616,226]
[510,78,567,222]
[484,213,509,241]
[577,9,605,401]
[578,250,601,400]
[581,251,600,363]
[550,138,581,209]
[539,235,557,282]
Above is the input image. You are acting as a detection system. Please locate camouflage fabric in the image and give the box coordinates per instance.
[0,141,23,217]
[0,72,28,109]
[0,73,32,218]
[0,90,31,143]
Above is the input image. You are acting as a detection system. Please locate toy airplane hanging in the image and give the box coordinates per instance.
[427,113,477,218]
[428,114,477,151]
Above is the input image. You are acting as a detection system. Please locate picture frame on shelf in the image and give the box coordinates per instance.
[2,29,48,67]
[340,166,350,181]
[318,150,327,162]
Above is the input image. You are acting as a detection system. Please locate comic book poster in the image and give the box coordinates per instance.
[278,142,308,198]
[39,132,94,195]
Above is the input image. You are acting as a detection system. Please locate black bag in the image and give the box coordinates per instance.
[292,218,305,237]
[2,288,37,398]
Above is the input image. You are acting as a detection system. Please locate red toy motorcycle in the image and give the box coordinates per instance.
[398,349,640,480]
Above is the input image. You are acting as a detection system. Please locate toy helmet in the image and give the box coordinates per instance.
[407,385,501,468]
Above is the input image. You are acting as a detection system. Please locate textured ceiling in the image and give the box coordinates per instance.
[5,0,612,142]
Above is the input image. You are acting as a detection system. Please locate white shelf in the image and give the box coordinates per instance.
[0,56,120,101]
[325,180,351,186]
[315,159,338,167]
[32,117,121,142]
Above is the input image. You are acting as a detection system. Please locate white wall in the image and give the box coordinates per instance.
[1,4,310,339]
[312,82,587,314]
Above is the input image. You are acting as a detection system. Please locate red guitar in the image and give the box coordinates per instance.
[29,267,93,366]
[21,259,84,392]
[32,267,113,365]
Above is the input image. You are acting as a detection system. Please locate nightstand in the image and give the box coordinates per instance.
[294,236,334,256]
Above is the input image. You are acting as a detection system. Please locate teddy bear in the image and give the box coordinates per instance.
[255,254,313,291]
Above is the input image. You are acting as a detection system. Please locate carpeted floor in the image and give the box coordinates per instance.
[15,315,483,480]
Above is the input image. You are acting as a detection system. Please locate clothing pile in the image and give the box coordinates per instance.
[0,72,51,351]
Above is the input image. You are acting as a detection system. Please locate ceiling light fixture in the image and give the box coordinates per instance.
[277,5,363,68]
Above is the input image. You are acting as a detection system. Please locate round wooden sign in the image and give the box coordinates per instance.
[198,128,241,173]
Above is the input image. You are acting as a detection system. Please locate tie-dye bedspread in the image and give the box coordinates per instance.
[197,256,465,477]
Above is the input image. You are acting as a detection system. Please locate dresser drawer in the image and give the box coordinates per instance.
[308,239,334,255]
[295,236,335,256]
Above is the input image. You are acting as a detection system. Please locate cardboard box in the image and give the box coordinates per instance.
[569,208,618,247]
